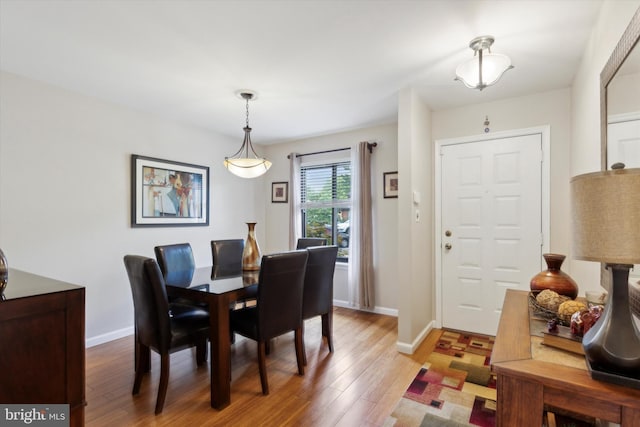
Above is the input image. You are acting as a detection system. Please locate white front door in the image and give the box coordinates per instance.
[608,118,640,169]
[440,133,543,336]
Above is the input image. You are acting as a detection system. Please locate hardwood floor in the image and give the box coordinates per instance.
[85,307,442,426]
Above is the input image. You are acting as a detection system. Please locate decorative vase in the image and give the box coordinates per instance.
[0,248,8,295]
[530,253,578,299]
[242,222,261,271]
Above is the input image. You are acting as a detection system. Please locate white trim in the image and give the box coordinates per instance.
[434,126,551,332]
[608,111,640,124]
[396,320,435,354]
[332,299,398,317]
[86,326,133,348]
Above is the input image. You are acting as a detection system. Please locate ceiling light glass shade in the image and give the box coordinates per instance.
[455,53,513,90]
[455,36,513,91]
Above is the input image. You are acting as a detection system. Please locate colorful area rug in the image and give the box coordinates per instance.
[385,331,496,427]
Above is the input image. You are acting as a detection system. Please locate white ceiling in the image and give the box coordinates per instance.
[0,0,605,144]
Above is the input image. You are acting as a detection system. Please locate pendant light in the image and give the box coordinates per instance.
[455,36,513,91]
[224,91,272,178]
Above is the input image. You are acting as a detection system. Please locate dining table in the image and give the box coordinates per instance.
[165,264,259,410]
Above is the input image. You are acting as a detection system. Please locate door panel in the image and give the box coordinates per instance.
[441,134,542,336]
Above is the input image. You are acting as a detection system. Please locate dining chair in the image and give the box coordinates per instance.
[123,255,210,414]
[154,243,196,287]
[229,250,309,395]
[302,245,338,364]
[296,237,327,249]
[211,239,244,267]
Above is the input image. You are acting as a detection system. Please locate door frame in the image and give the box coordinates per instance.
[434,126,551,330]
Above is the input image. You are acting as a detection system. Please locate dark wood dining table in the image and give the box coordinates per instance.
[165,265,259,410]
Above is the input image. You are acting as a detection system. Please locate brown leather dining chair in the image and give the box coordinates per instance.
[296,237,327,249]
[302,245,338,364]
[229,250,308,395]
[123,255,209,414]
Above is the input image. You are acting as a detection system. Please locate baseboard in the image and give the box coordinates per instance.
[86,326,133,348]
[332,299,398,317]
[85,303,398,348]
[396,320,435,355]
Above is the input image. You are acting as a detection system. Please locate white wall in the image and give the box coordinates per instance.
[396,88,433,352]
[570,0,640,294]
[0,71,263,345]
[262,124,399,314]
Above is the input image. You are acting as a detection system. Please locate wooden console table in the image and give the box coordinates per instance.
[492,289,640,427]
[0,269,85,427]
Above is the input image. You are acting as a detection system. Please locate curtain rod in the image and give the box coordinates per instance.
[287,142,377,159]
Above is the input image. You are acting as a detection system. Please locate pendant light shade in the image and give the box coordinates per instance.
[455,36,513,91]
[224,92,272,178]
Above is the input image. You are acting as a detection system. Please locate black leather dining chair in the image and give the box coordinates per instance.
[154,243,196,287]
[296,237,327,249]
[302,245,338,364]
[229,250,308,395]
[123,255,209,414]
[211,239,244,267]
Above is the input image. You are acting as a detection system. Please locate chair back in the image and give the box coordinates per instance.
[303,246,338,319]
[154,243,195,286]
[257,250,308,340]
[124,255,172,353]
[211,239,244,267]
[296,238,327,249]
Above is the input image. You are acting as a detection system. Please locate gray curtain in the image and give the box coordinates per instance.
[348,141,375,308]
[288,153,302,250]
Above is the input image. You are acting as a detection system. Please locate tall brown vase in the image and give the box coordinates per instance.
[530,253,578,299]
[242,222,261,271]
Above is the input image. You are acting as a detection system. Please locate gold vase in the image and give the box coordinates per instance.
[242,222,261,271]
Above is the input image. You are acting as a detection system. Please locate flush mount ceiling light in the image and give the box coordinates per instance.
[455,35,514,91]
[224,91,272,178]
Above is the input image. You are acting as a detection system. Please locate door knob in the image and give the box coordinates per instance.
[444,243,452,250]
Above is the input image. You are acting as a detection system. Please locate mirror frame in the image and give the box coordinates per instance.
[600,7,640,171]
[599,7,640,289]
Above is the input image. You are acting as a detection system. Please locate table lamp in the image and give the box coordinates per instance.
[571,165,640,387]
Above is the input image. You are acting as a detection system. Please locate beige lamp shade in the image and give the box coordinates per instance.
[571,168,640,265]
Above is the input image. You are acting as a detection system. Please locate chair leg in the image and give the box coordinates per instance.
[301,320,308,366]
[265,339,271,355]
[132,342,148,395]
[257,341,269,395]
[155,353,170,415]
[196,338,208,366]
[322,311,334,353]
[135,333,151,373]
[294,327,305,376]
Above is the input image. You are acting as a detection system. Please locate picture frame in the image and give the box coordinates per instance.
[131,154,209,227]
[383,171,398,198]
[271,181,289,203]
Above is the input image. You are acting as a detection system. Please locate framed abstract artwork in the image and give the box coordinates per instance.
[131,154,209,227]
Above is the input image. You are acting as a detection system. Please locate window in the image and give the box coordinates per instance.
[300,160,351,261]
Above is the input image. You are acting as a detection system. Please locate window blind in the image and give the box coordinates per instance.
[300,161,351,208]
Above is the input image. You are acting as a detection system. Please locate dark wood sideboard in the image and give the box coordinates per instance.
[0,269,85,427]
[492,289,640,427]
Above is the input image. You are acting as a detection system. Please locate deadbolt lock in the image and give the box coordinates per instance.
[445,230,452,237]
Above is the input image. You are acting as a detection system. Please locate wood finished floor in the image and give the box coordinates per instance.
[86,307,443,426]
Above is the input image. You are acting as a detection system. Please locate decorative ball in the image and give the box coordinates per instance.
[557,300,587,323]
[536,289,570,312]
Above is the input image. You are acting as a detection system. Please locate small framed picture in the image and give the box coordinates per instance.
[271,181,289,203]
[383,171,398,198]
